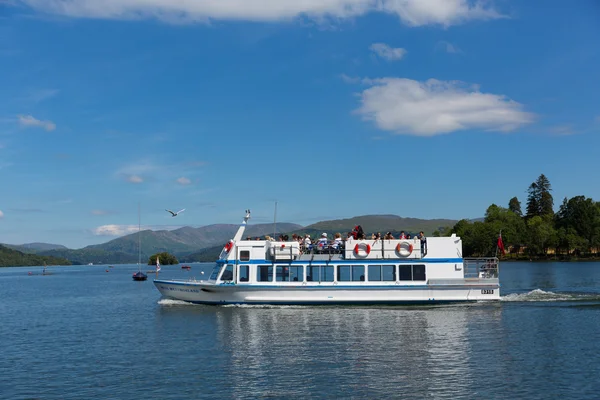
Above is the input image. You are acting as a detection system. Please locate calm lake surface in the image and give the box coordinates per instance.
[1,262,599,399]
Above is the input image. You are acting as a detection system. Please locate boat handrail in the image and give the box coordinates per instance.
[463,257,499,278]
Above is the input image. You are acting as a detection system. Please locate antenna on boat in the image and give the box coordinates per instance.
[273,201,277,239]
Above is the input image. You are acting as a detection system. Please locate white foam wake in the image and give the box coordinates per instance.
[501,288,600,302]
[157,298,193,306]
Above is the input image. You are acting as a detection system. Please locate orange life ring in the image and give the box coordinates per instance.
[354,243,371,257]
[224,241,234,252]
[396,242,413,257]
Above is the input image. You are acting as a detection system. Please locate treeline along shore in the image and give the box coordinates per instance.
[442,174,600,260]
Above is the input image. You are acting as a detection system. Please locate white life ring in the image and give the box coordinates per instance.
[354,243,371,257]
[396,241,413,257]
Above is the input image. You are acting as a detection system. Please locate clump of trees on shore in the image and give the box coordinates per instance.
[149,252,178,265]
[441,174,600,259]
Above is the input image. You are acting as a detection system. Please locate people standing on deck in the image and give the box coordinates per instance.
[399,231,407,239]
[332,233,343,252]
[304,234,312,252]
[418,231,427,255]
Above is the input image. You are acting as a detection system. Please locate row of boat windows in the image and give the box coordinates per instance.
[214,264,426,282]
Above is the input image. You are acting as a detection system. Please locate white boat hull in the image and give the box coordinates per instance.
[154,279,500,305]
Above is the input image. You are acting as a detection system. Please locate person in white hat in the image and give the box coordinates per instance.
[317,232,328,250]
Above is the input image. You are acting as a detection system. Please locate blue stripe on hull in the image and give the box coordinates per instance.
[165,298,474,306]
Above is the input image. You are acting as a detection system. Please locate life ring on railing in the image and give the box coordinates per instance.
[223,241,234,253]
[396,241,413,257]
[354,243,371,257]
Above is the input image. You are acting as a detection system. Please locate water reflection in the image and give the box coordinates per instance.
[207,305,502,398]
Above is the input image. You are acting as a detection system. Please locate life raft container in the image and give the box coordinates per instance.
[354,243,371,257]
[223,241,234,253]
[396,241,413,257]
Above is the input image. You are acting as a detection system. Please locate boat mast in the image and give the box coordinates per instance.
[273,201,277,239]
[138,202,141,268]
[231,209,251,242]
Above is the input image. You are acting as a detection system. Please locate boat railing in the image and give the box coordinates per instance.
[463,257,499,278]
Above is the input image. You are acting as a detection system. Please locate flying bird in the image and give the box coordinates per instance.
[166,208,185,217]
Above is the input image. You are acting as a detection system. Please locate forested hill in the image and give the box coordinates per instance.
[0,245,71,267]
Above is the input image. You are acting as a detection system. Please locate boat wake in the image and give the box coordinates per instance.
[501,289,600,302]
[157,299,193,306]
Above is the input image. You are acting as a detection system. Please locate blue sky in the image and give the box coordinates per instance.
[1,0,599,249]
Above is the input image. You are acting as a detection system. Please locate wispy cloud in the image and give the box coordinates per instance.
[17,114,56,131]
[356,77,534,136]
[91,209,114,215]
[549,125,576,136]
[16,0,505,27]
[0,210,4,219]
[339,73,361,84]
[116,161,157,184]
[176,177,191,185]
[9,207,44,213]
[369,43,407,61]
[127,175,143,184]
[436,40,462,54]
[23,88,59,104]
[92,224,139,236]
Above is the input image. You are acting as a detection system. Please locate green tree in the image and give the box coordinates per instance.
[525,216,556,256]
[526,174,554,218]
[555,195,600,254]
[508,196,522,217]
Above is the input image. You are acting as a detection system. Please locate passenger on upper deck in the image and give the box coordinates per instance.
[399,231,407,239]
[385,232,394,240]
[304,234,312,251]
[317,233,328,248]
[332,233,343,250]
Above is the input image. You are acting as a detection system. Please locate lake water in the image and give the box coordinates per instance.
[1,262,599,399]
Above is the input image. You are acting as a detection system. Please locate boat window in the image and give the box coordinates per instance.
[239,265,249,282]
[276,265,290,282]
[399,265,412,281]
[306,266,318,282]
[368,265,382,281]
[337,265,364,281]
[221,264,234,281]
[289,265,304,282]
[322,266,334,282]
[209,264,221,280]
[413,264,426,281]
[337,266,351,281]
[257,265,273,282]
[352,265,365,281]
[240,250,250,261]
[382,265,395,281]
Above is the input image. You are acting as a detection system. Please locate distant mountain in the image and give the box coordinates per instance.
[295,215,457,238]
[38,222,302,264]
[0,244,71,267]
[3,242,69,254]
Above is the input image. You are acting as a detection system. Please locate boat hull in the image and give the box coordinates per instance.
[154,279,500,305]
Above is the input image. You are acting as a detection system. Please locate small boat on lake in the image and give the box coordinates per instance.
[154,210,500,305]
[181,265,191,270]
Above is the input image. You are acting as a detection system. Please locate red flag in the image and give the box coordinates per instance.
[497,233,505,255]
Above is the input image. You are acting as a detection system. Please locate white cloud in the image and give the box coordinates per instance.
[93,224,139,236]
[17,114,56,131]
[176,177,191,185]
[0,210,4,219]
[370,43,407,61]
[18,0,504,27]
[127,175,143,183]
[356,77,535,136]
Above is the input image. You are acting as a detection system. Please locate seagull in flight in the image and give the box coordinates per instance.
[166,208,185,217]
